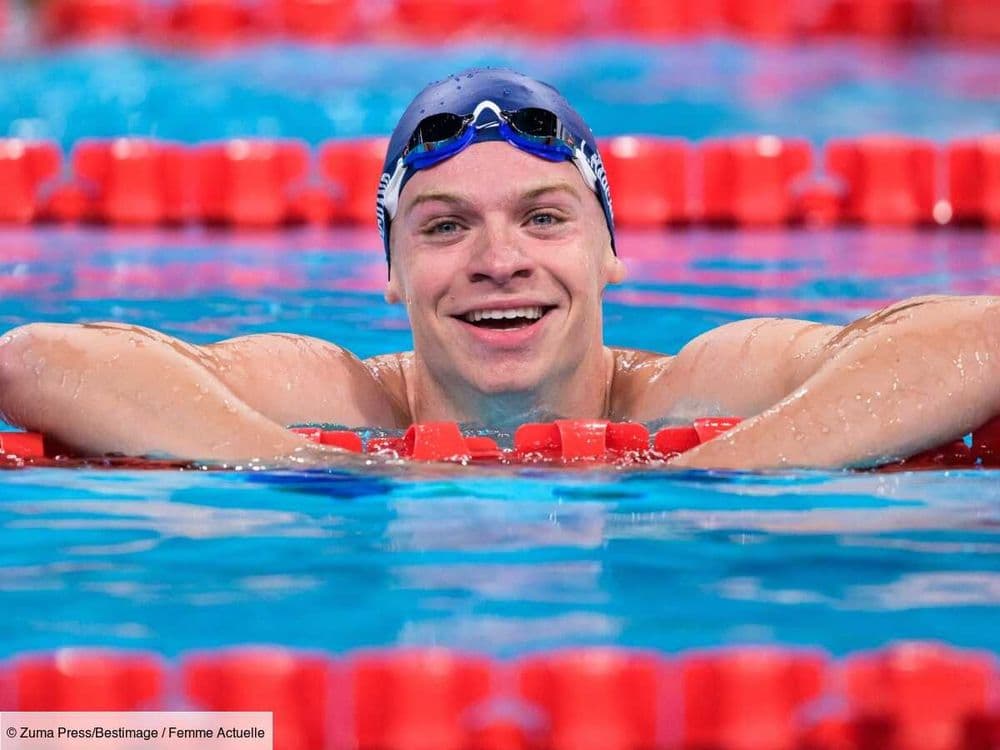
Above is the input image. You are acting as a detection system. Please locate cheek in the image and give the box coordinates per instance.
[399,259,455,314]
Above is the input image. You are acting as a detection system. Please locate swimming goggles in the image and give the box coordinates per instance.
[380,99,601,220]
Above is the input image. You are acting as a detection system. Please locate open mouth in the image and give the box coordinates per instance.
[456,305,557,330]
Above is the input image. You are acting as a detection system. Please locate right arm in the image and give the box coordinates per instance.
[0,322,398,461]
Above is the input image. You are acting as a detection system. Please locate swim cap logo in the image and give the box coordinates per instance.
[376,171,392,241]
[584,142,614,223]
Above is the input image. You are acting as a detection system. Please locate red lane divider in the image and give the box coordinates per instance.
[387,0,501,40]
[0,431,46,458]
[289,426,364,452]
[195,139,311,227]
[611,0,713,37]
[183,648,337,750]
[701,136,813,225]
[278,0,357,41]
[35,0,1000,43]
[972,416,1000,467]
[827,136,937,225]
[73,138,193,224]
[683,649,827,750]
[3,135,999,229]
[517,649,665,750]
[844,642,996,750]
[2,644,997,750]
[319,137,386,226]
[42,0,142,40]
[4,412,1000,468]
[352,649,494,750]
[513,420,649,462]
[600,136,690,226]
[949,136,1000,226]
[0,140,60,224]
[159,0,266,46]
[722,0,797,40]
[12,650,165,710]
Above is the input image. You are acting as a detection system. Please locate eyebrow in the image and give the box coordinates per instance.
[402,182,584,220]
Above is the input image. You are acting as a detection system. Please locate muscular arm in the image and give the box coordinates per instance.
[661,295,1000,469]
[0,323,398,461]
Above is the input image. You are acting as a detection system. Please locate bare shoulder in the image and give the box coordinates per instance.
[203,333,407,428]
[612,318,840,423]
[608,346,672,420]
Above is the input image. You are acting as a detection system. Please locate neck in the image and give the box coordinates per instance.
[405,346,615,429]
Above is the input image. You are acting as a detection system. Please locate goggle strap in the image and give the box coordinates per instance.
[382,157,407,220]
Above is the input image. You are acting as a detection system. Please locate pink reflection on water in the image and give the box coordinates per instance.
[72,262,306,297]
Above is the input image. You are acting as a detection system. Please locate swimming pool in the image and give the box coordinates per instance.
[1,39,999,674]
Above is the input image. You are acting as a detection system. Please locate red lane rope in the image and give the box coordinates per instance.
[1,643,997,750]
[1,135,998,229]
[3,415,999,468]
[33,0,1000,45]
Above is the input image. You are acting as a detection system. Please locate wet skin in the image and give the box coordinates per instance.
[0,143,997,468]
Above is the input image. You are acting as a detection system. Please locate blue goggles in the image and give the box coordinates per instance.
[380,99,601,221]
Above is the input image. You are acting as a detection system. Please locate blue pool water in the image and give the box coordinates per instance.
[0,41,999,659]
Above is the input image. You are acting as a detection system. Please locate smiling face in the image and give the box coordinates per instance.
[385,141,625,406]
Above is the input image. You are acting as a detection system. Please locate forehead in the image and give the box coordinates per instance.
[398,141,592,214]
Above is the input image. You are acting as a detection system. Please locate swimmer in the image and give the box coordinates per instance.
[0,69,997,469]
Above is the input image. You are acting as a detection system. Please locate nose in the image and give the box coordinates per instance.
[466,219,535,285]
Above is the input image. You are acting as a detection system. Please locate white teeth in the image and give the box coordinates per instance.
[463,306,545,323]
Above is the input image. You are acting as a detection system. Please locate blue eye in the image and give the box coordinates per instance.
[529,212,562,227]
[428,220,460,234]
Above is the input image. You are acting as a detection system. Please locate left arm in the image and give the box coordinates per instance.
[669,295,1000,469]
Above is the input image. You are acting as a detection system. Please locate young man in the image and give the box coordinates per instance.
[0,69,997,469]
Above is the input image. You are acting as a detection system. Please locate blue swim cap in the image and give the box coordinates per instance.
[377,68,616,268]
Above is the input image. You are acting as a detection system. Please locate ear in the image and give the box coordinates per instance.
[603,253,626,286]
[384,272,402,304]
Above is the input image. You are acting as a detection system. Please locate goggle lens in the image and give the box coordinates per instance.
[406,112,471,154]
[506,107,560,139]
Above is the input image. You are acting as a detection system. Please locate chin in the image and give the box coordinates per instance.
[467,363,546,396]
